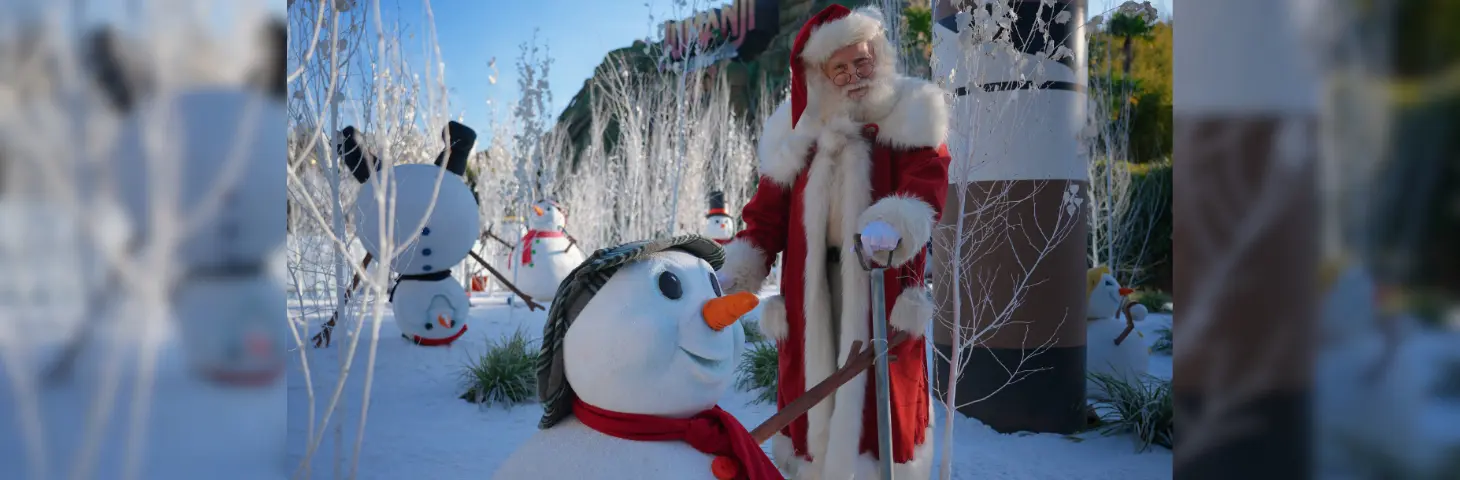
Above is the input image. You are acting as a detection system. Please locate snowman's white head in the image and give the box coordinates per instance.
[563,250,756,417]
[345,121,483,276]
[1086,267,1132,319]
[705,215,735,240]
[527,200,567,231]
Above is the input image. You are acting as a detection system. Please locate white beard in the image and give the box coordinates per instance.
[828,76,897,124]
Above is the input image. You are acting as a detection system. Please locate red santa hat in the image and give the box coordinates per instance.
[788,5,890,128]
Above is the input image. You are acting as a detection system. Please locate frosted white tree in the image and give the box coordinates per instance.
[284,0,466,478]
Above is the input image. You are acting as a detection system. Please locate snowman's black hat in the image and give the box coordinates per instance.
[706,191,731,219]
[536,235,725,429]
[339,121,475,184]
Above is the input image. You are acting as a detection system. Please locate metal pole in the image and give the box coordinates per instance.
[855,234,897,480]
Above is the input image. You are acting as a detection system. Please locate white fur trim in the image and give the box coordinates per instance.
[758,76,948,186]
[798,140,847,466]
[875,77,949,149]
[758,295,788,342]
[890,285,934,338]
[719,238,770,295]
[819,126,878,480]
[821,422,936,480]
[800,7,887,66]
[857,194,935,267]
[770,433,807,477]
[757,100,816,187]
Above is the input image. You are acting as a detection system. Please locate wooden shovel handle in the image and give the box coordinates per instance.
[468,251,545,311]
[750,331,910,444]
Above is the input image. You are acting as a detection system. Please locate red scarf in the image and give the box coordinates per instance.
[408,324,468,346]
[712,238,732,245]
[520,229,567,266]
[573,399,783,480]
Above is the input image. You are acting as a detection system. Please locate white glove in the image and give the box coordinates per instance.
[857,221,901,254]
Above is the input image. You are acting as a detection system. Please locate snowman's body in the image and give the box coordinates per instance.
[492,249,756,480]
[110,88,288,385]
[1315,262,1460,479]
[509,201,584,301]
[345,122,480,345]
[494,417,722,478]
[1085,271,1149,398]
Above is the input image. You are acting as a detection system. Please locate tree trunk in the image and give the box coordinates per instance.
[1121,35,1133,78]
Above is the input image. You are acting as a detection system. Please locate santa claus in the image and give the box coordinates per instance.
[714,4,949,480]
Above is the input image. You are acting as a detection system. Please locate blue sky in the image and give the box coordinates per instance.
[372,0,686,133]
[15,0,1168,137]
[351,0,1170,138]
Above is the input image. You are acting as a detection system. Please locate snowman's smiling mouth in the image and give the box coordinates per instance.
[679,347,726,368]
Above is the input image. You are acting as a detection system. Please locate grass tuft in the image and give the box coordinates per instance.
[734,341,778,405]
[459,328,539,407]
[1088,372,1174,451]
[742,320,766,344]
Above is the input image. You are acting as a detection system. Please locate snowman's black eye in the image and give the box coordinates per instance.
[657,271,683,300]
[423,322,434,331]
[708,272,723,296]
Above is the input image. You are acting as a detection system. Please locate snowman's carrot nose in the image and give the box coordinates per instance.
[532,205,545,216]
[703,292,759,331]
[1118,287,1134,297]
[437,314,451,329]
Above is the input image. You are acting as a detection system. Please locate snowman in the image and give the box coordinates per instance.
[705,191,735,245]
[1084,266,1150,398]
[491,235,782,480]
[105,23,289,386]
[1314,258,1460,479]
[509,199,585,303]
[339,121,481,346]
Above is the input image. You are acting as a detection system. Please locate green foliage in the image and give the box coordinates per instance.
[1090,22,1173,163]
[735,341,779,405]
[1089,159,1174,290]
[459,328,540,406]
[1088,372,1174,451]
[902,5,933,60]
[1149,326,1172,355]
[742,320,767,344]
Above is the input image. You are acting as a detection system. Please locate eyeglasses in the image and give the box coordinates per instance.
[832,59,875,87]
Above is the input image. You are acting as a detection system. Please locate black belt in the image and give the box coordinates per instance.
[388,269,454,301]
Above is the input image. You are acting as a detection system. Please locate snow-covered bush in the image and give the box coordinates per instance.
[734,341,778,405]
[459,328,540,406]
[1088,372,1174,451]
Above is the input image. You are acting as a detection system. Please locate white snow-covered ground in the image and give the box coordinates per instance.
[0,312,287,480]
[0,285,1173,480]
[282,291,1175,480]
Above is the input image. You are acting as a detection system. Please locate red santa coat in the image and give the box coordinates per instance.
[718,74,949,478]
